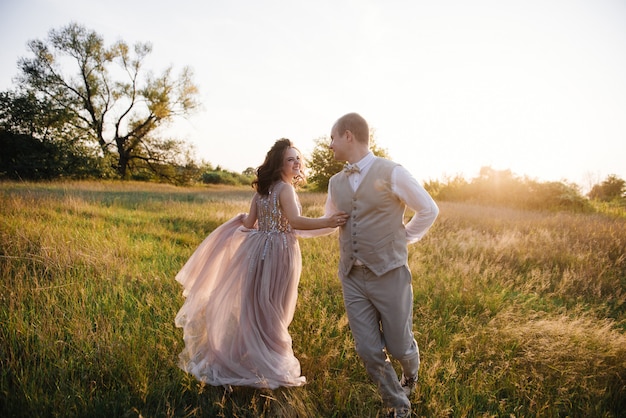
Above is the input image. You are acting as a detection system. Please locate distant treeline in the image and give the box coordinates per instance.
[0,130,253,186]
[1,130,624,214]
[423,167,625,213]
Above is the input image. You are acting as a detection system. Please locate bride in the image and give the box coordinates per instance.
[174,138,348,389]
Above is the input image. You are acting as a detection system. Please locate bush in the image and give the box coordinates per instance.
[200,169,252,186]
[0,130,104,180]
[426,167,593,212]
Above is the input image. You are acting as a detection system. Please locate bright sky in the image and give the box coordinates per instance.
[1,0,625,189]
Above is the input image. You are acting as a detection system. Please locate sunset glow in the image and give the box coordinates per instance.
[1,0,624,189]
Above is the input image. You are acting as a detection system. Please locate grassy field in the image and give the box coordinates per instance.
[1,180,625,417]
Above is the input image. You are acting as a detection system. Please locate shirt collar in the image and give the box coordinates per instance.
[353,152,375,171]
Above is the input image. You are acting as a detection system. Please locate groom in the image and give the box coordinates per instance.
[323,112,439,417]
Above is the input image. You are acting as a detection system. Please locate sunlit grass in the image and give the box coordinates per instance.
[1,181,624,417]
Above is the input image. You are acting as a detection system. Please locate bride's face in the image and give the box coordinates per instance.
[281,147,301,180]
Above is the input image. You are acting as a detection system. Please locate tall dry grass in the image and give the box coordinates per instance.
[1,181,624,417]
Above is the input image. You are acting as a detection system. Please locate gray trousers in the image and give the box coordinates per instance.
[339,264,420,410]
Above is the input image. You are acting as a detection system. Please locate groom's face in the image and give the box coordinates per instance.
[329,125,348,161]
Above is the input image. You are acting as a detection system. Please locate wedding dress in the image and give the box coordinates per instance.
[175,181,306,389]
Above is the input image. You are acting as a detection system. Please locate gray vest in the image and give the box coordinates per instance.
[329,158,408,277]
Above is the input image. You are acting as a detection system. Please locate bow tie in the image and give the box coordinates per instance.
[343,163,361,175]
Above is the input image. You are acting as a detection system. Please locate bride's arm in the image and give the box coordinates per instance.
[279,183,347,230]
[242,193,258,229]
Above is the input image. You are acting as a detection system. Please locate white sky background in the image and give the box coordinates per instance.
[1,0,625,189]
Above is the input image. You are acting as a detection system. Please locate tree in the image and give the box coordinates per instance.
[307,132,389,190]
[0,90,106,179]
[306,136,344,191]
[588,174,626,202]
[14,22,199,179]
[0,90,72,139]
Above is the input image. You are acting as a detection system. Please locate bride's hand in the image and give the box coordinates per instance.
[329,212,349,228]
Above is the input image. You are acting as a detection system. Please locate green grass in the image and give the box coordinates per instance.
[1,181,625,417]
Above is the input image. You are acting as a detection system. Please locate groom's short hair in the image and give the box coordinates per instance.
[336,112,369,145]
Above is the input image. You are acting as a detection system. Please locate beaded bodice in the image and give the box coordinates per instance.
[256,182,294,233]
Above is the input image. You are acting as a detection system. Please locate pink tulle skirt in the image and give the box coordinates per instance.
[175,214,306,389]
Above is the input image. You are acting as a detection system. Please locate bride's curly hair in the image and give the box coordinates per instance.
[253,138,305,195]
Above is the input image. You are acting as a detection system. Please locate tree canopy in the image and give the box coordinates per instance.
[587,174,626,202]
[306,131,389,191]
[12,22,199,179]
